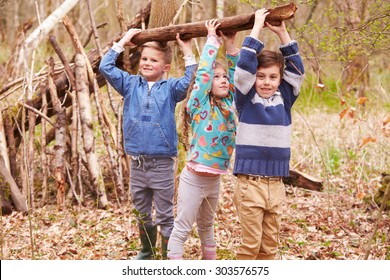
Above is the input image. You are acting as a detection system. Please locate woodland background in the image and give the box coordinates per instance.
[0,0,389,260]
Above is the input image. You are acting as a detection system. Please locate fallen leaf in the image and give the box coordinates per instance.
[339,107,349,119]
[358,137,377,148]
[356,192,366,200]
[357,97,368,105]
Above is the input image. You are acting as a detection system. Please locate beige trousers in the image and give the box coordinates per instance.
[233,174,286,260]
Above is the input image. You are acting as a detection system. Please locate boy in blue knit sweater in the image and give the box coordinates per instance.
[233,8,304,260]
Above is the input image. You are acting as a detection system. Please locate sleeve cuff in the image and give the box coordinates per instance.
[227,48,239,56]
[183,54,197,66]
[112,42,125,53]
[279,40,298,56]
[206,35,222,48]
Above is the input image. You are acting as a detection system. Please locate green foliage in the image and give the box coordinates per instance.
[295,1,390,64]
[296,74,341,113]
[325,146,341,175]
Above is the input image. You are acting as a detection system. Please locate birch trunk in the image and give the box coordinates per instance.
[19,0,80,66]
[75,53,108,209]
[47,57,67,208]
[216,0,224,19]
[0,109,10,171]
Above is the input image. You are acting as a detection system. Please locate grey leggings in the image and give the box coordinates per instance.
[168,167,221,256]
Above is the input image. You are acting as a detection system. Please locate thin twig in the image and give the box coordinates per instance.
[20,102,55,127]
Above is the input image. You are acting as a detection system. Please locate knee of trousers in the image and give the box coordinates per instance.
[170,227,192,242]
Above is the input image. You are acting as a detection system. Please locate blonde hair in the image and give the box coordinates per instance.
[140,41,173,64]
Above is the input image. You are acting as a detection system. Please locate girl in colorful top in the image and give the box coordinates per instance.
[167,19,239,260]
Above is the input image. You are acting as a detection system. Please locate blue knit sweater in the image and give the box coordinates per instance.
[233,36,305,177]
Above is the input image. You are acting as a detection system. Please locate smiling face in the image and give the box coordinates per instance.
[255,65,282,99]
[139,47,170,82]
[255,50,284,99]
[211,65,229,100]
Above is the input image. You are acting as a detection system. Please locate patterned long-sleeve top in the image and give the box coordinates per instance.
[186,37,239,171]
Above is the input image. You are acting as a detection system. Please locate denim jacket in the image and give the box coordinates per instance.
[99,48,197,157]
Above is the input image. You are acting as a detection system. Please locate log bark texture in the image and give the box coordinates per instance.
[283,169,323,192]
[129,2,297,45]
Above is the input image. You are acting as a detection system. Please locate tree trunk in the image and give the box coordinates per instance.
[149,0,177,28]
[47,57,67,208]
[75,53,108,209]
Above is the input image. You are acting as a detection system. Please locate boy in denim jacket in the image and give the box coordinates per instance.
[99,29,197,259]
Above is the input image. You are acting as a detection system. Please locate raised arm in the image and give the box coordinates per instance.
[267,21,304,105]
[99,29,142,96]
[220,31,239,103]
[187,19,221,116]
[234,9,268,110]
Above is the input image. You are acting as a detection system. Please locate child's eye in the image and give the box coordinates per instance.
[214,74,229,80]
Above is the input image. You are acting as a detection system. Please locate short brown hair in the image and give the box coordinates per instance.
[140,41,173,64]
[256,50,284,78]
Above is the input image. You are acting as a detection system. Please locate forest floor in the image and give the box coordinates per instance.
[1,110,389,260]
[1,172,389,260]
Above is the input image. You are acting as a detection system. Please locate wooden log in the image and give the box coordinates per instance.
[283,169,323,192]
[129,2,297,45]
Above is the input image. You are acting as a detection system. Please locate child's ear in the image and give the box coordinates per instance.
[164,64,171,73]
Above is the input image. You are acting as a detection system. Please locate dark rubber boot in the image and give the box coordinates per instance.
[161,235,169,260]
[134,225,157,260]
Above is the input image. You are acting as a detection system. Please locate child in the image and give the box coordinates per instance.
[99,29,197,260]
[233,8,305,260]
[167,19,239,260]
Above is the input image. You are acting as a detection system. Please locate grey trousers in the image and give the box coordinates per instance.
[168,167,221,256]
[130,156,175,237]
